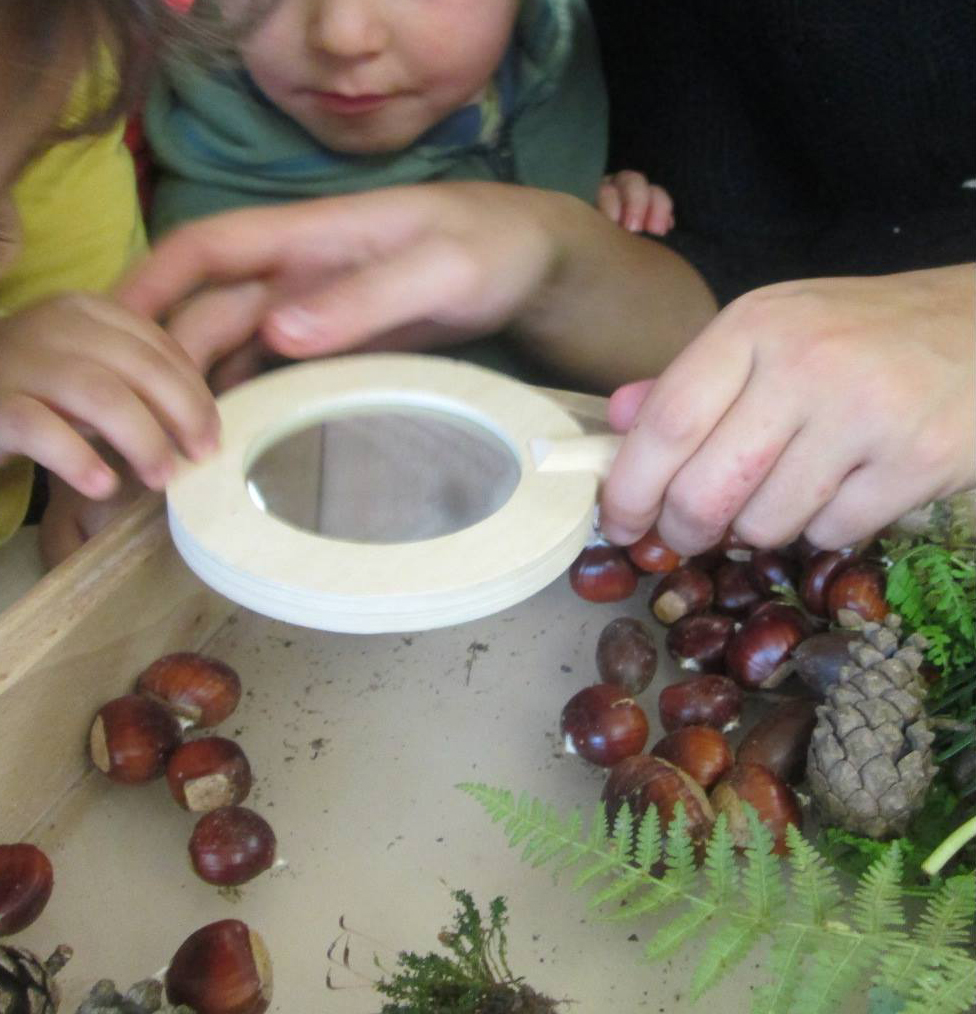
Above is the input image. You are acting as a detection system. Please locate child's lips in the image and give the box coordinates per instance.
[302,90,392,115]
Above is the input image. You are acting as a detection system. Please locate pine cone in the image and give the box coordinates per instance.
[73,980,194,1014]
[807,610,937,838]
[0,944,71,1014]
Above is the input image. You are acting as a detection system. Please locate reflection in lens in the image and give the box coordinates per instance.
[246,408,521,544]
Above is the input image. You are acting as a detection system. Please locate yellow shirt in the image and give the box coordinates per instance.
[0,71,146,545]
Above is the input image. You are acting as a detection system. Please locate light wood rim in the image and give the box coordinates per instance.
[166,354,599,633]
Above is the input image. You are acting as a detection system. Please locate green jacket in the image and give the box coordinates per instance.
[146,0,608,237]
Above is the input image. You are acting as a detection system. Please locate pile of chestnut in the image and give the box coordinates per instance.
[563,529,890,856]
[0,652,274,1014]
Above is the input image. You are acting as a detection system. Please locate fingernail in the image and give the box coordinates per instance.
[600,521,642,546]
[269,306,323,343]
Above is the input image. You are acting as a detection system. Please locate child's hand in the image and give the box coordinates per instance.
[597,171,675,236]
[0,292,219,499]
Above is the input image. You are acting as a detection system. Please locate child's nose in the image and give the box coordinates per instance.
[307,0,389,58]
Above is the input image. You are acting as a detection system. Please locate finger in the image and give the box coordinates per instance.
[652,384,804,555]
[599,326,755,546]
[117,194,423,320]
[23,366,178,489]
[606,379,656,431]
[642,185,675,237]
[614,173,654,233]
[263,236,486,358]
[38,498,86,570]
[804,460,951,550]
[596,182,623,224]
[0,393,118,498]
[731,420,866,547]
[208,339,273,394]
[166,280,271,373]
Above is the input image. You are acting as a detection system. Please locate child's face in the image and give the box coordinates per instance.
[226,0,521,154]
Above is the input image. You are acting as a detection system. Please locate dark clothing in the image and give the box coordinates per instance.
[588,0,976,304]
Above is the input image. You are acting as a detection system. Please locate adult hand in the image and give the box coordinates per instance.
[0,292,218,498]
[600,265,976,554]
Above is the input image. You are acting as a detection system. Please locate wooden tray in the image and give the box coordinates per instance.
[0,390,865,1013]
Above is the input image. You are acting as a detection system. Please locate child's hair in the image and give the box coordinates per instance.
[0,0,272,135]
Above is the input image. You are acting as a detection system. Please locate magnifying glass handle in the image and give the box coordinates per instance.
[529,434,623,480]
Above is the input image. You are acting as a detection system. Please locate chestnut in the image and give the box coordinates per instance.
[167,737,253,812]
[138,653,242,729]
[568,545,639,603]
[826,563,888,623]
[0,843,53,936]
[713,561,763,618]
[189,807,276,887]
[736,700,818,784]
[800,549,858,617]
[596,618,658,695]
[725,606,807,690]
[665,613,735,671]
[560,684,649,766]
[749,549,800,597]
[651,726,733,790]
[90,694,182,784]
[626,529,682,574]
[602,754,715,850]
[166,919,272,1014]
[788,630,861,697]
[717,529,753,562]
[710,763,803,856]
[658,675,742,733]
[648,566,714,625]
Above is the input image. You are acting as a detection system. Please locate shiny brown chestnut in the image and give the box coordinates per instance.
[710,763,803,856]
[826,563,888,623]
[725,606,807,690]
[0,843,53,936]
[90,694,182,784]
[651,726,733,790]
[749,549,800,597]
[138,653,242,729]
[799,549,858,617]
[167,737,253,812]
[166,919,272,1014]
[189,807,277,887]
[658,675,743,733]
[569,545,639,603]
[560,684,649,766]
[713,561,763,618]
[648,566,714,625]
[596,618,658,695]
[736,700,818,784]
[602,754,715,851]
[626,529,683,574]
[788,630,861,697]
[665,613,735,671]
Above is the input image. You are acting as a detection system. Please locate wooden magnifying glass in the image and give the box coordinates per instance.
[166,353,622,633]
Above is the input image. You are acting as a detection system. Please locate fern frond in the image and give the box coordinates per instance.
[703,814,738,905]
[749,925,812,1014]
[785,824,842,926]
[632,804,662,873]
[790,933,879,1014]
[852,843,906,935]
[741,806,785,922]
[661,804,697,895]
[916,873,976,950]
[642,904,714,962]
[690,918,762,1000]
[900,957,976,1014]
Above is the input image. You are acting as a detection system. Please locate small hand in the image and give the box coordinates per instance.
[597,170,675,236]
[0,292,219,499]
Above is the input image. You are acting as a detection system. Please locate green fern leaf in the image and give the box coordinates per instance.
[900,960,976,1014]
[852,844,905,934]
[690,917,762,1000]
[791,933,879,1014]
[661,804,697,895]
[703,814,738,904]
[586,868,645,910]
[632,805,662,873]
[750,925,813,1014]
[741,807,785,922]
[785,824,842,926]
[642,904,714,962]
[916,874,976,950]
